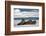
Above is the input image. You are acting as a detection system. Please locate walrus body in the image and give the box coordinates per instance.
[18,19,36,25]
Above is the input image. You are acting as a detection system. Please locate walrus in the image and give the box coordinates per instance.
[18,19,36,25]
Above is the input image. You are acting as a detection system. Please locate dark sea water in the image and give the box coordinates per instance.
[14,17,39,20]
